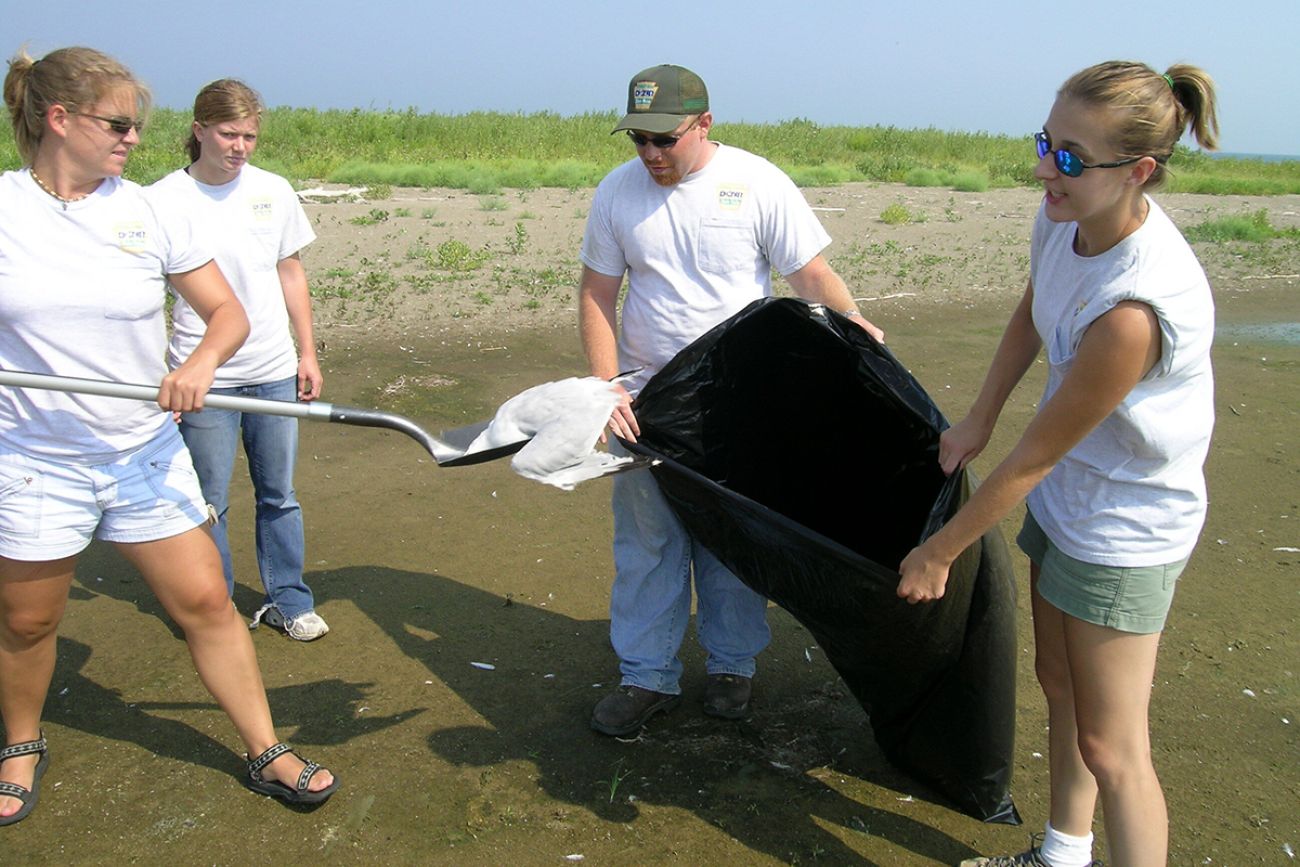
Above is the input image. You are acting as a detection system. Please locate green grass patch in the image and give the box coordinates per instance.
[1183,209,1300,242]
[1,107,1294,195]
[349,208,390,226]
[880,203,924,225]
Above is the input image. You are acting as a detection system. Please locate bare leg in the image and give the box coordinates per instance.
[1029,565,1099,837]
[0,555,75,820]
[114,528,333,793]
[1064,616,1166,866]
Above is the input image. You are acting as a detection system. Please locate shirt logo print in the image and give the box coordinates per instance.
[114,222,148,254]
[717,185,747,212]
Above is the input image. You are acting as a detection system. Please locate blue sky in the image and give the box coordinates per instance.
[9,1,1296,157]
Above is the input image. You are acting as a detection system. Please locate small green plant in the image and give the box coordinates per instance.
[362,183,392,200]
[600,759,631,803]
[880,203,916,225]
[434,239,490,272]
[360,269,398,296]
[479,195,508,212]
[420,207,438,219]
[349,208,390,226]
[392,207,411,218]
[508,221,528,255]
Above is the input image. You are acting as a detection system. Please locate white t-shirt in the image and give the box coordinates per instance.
[0,171,211,462]
[1026,197,1215,566]
[581,143,831,393]
[152,164,315,387]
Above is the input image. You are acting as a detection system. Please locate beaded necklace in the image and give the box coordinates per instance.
[29,167,91,210]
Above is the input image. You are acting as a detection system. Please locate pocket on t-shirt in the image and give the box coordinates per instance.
[249,227,284,270]
[697,220,760,275]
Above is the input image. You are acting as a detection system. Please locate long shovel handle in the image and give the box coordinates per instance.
[0,369,481,464]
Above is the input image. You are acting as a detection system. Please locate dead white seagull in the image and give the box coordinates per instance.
[0,369,650,487]
[465,376,648,490]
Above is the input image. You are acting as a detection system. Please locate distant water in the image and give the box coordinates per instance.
[1211,151,1299,164]
[1216,322,1300,346]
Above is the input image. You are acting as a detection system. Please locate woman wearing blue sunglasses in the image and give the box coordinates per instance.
[896,61,1219,867]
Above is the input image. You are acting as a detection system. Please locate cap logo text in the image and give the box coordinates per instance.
[632,81,659,111]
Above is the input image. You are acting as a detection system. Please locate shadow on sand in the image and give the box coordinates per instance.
[311,563,984,865]
[58,542,982,863]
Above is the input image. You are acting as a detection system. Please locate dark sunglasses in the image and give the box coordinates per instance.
[1034,130,1146,178]
[72,112,145,136]
[626,119,699,149]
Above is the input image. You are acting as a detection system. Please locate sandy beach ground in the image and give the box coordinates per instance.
[4,183,1297,865]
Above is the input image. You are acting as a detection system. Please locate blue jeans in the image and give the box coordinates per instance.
[178,376,314,618]
[608,443,771,694]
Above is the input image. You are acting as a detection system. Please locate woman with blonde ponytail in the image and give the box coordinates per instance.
[0,46,338,827]
[897,60,1219,867]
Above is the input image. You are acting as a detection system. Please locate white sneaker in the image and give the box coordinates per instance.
[284,610,330,642]
[249,604,329,642]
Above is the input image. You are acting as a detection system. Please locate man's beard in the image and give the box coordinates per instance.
[645,163,682,187]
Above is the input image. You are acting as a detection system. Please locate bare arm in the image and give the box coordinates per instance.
[162,261,249,412]
[277,252,323,401]
[938,280,1042,475]
[784,254,885,342]
[896,299,1162,603]
[578,265,639,442]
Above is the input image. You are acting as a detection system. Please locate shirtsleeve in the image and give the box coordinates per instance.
[276,178,316,260]
[143,187,213,276]
[580,169,630,278]
[759,167,831,277]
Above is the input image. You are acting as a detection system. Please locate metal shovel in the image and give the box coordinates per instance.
[0,369,523,467]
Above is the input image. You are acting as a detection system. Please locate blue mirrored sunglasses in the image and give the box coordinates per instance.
[1034,130,1146,178]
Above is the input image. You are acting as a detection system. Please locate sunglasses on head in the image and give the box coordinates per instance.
[626,118,699,149]
[72,112,145,136]
[1034,130,1146,177]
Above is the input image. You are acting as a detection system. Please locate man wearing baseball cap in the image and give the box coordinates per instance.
[580,64,883,737]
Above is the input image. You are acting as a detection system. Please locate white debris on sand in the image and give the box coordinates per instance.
[466,376,633,490]
[295,186,370,203]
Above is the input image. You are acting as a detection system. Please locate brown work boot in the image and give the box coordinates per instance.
[590,685,681,737]
[703,674,752,719]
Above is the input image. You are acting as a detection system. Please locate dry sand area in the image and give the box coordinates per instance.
[5,182,1297,865]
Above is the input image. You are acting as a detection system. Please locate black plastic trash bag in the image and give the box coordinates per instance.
[623,297,1021,824]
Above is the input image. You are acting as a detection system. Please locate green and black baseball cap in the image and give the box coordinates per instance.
[612,64,709,135]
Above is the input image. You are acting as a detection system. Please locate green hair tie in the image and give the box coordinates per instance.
[1162,73,1175,90]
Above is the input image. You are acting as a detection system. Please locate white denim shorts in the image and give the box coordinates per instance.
[0,424,209,561]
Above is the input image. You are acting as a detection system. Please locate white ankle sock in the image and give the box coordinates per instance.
[1039,821,1095,867]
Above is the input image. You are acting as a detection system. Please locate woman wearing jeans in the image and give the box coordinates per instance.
[152,79,327,641]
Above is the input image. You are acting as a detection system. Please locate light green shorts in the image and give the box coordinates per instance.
[1017,510,1188,634]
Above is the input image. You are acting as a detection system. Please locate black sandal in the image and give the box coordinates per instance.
[245,742,339,805]
[0,732,49,827]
